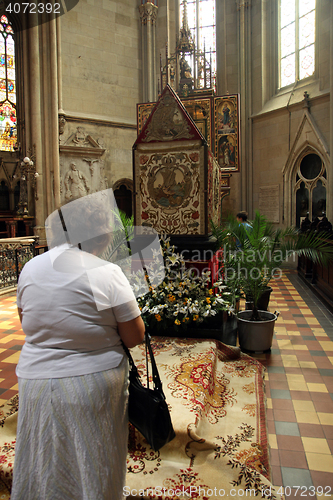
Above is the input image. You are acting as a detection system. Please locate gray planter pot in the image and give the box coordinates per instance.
[237,310,278,353]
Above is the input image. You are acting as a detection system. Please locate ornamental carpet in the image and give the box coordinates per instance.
[125,338,278,499]
[0,338,278,500]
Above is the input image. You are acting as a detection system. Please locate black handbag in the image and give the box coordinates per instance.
[122,333,176,451]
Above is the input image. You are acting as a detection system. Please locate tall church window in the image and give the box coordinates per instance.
[181,0,216,88]
[0,15,17,152]
[279,0,315,88]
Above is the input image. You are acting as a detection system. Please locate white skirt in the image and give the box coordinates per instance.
[11,358,129,500]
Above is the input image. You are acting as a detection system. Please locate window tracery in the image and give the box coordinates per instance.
[280,0,315,88]
[295,152,326,227]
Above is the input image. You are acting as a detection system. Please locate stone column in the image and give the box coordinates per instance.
[139,2,158,102]
[216,0,228,94]
[26,11,60,242]
[49,14,61,209]
[237,0,252,215]
[56,15,63,114]
[28,15,44,234]
[261,0,269,107]
[41,19,52,216]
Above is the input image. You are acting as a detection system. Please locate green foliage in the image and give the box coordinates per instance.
[211,211,333,321]
[101,210,134,262]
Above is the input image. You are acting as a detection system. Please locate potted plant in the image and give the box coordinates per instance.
[211,211,333,352]
[128,237,238,345]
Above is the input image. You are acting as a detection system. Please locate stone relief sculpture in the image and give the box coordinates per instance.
[63,127,104,150]
[83,158,99,177]
[73,127,90,146]
[64,161,90,200]
[60,127,107,199]
[59,116,66,136]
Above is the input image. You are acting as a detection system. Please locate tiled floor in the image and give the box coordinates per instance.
[253,271,333,497]
[0,270,333,497]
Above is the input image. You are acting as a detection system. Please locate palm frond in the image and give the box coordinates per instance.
[212,210,333,314]
[101,209,134,262]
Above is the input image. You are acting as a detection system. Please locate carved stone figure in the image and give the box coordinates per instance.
[59,116,66,135]
[73,127,89,146]
[64,162,90,200]
[82,158,99,177]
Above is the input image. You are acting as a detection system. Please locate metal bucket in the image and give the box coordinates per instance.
[237,310,278,352]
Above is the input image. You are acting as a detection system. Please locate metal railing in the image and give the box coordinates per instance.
[0,237,37,291]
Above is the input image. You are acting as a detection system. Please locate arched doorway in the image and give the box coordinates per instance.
[113,179,133,218]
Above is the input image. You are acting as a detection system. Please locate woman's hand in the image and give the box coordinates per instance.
[118,315,145,348]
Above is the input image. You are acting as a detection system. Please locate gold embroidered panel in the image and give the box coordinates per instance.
[137,98,211,149]
[207,149,222,227]
[134,144,205,235]
[141,91,197,143]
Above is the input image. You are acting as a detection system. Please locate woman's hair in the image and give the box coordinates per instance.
[47,195,111,254]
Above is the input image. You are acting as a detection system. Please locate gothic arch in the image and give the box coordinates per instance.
[282,110,330,226]
[291,147,327,227]
[113,178,133,192]
[112,178,133,218]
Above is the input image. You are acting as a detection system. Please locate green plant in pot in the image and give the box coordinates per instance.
[211,211,333,352]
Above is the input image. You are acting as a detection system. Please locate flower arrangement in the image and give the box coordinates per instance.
[129,237,235,332]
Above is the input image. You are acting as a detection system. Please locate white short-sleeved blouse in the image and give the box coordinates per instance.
[16,245,141,379]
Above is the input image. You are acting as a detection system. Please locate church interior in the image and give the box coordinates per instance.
[0,0,333,496]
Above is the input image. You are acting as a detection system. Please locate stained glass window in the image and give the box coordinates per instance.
[0,15,17,152]
[181,0,216,89]
[280,0,315,88]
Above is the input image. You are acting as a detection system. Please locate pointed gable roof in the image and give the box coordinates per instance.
[283,109,330,180]
[134,84,205,146]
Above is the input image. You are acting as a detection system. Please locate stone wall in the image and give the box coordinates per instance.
[59,0,141,191]
[22,0,330,228]
[213,0,332,225]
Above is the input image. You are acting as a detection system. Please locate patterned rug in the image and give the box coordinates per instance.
[126,337,279,499]
[0,338,279,499]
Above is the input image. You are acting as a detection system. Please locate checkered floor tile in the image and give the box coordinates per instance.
[0,270,333,494]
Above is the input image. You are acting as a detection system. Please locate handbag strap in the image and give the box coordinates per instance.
[145,332,163,391]
[122,332,163,392]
